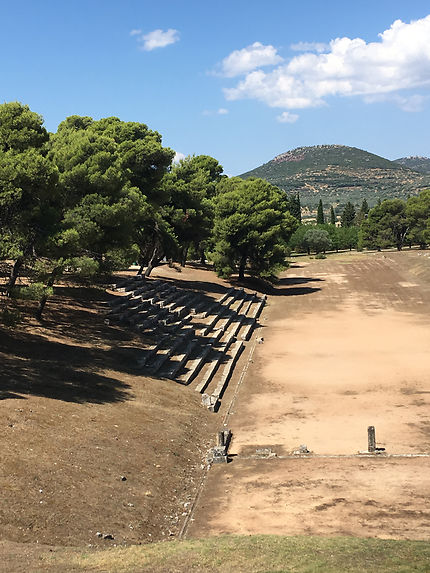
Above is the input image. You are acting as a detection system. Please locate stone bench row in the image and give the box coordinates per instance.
[194,329,238,394]
[161,338,199,380]
[200,289,248,335]
[202,339,244,412]
[146,327,195,375]
[197,287,236,319]
[175,295,253,386]
[155,292,262,385]
[109,286,200,330]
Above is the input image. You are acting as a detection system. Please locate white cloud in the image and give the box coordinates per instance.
[136,29,180,51]
[202,108,229,116]
[290,41,329,53]
[173,151,186,163]
[223,16,430,112]
[219,42,283,77]
[276,111,299,123]
[364,93,427,112]
[130,29,142,36]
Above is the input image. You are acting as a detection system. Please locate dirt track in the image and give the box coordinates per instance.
[189,251,430,540]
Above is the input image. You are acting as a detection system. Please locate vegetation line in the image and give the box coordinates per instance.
[237,453,430,460]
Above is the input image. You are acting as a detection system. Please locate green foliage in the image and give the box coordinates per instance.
[211,177,298,280]
[68,256,100,277]
[315,253,326,259]
[394,156,430,174]
[361,199,408,251]
[0,101,48,152]
[161,155,223,265]
[11,282,53,301]
[0,306,21,327]
[330,205,336,225]
[341,201,356,227]
[406,189,430,248]
[289,223,360,254]
[316,199,325,224]
[240,145,430,210]
[303,228,331,254]
[288,193,302,223]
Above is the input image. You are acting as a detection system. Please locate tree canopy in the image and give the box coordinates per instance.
[1,100,430,323]
[212,177,298,280]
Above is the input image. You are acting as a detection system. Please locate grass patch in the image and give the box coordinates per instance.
[46,535,430,572]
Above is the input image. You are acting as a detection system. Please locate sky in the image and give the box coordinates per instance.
[1,0,429,175]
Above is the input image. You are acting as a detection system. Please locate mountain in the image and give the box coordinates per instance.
[394,156,430,174]
[239,145,430,209]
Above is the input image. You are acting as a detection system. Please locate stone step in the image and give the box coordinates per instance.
[209,340,244,407]
[148,328,194,375]
[163,338,199,380]
[194,332,236,394]
[137,335,169,368]
[180,343,213,386]
[240,317,256,341]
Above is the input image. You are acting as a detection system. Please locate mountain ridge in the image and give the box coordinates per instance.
[393,156,430,174]
[239,145,430,209]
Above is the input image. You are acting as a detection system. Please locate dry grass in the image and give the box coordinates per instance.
[19,535,430,572]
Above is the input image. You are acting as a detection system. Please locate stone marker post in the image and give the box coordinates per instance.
[217,431,225,448]
[368,426,376,453]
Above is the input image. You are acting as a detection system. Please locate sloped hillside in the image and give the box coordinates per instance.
[240,145,430,209]
[394,156,430,174]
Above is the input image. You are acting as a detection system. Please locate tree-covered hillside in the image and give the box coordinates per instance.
[240,145,430,210]
[394,156,430,174]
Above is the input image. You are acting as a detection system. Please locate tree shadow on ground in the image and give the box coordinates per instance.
[0,328,134,404]
[230,274,324,297]
[154,276,228,296]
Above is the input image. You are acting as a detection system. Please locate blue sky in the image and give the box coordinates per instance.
[1,1,429,175]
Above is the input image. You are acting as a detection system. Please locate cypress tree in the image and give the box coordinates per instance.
[341,201,356,227]
[296,193,302,223]
[289,193,302,223]
[330,205,336,225]
[317,199,325,224]
[361,198,369,215]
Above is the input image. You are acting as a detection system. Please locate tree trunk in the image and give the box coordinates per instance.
[180,245,189,267]
[7,256,24,295]
[144,244,160,277]
[35,293,49,321]
[200,249,206,265]
[35,265,63,321]
[238,256,246,280]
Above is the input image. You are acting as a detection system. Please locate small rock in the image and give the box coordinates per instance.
[103,534,114,540]
[144,491,153,497]
[96,532,103,538]
[120,475,127,481]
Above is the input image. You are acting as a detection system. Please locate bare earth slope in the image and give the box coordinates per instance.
[0,265,227,551]
[189,251,430,540]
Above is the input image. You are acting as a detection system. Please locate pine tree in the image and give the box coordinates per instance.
[317,199,325,224]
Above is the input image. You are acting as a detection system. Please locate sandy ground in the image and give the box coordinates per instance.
[189,251,430,540]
